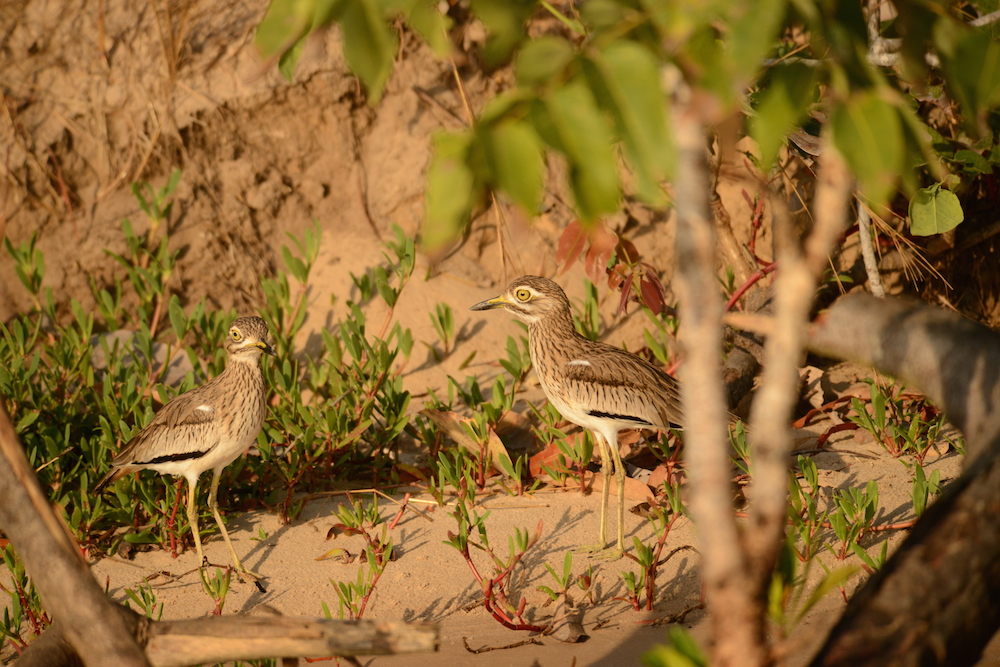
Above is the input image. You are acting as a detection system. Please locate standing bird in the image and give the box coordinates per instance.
[471,276,683,557]
[96,316,276,579]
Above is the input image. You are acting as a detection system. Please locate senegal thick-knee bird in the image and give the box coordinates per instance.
[471,276,683,557]
[96,316,275,578]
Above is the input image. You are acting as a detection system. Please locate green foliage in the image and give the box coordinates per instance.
[768,532,858,630]
[642,626,707,667]
[830,91,904,207]
[538,551,575,600]
[429,301,455,357]
[572,279,601,342]
[911,463,941,518]
[255,0,450,102]
[199,567,232,616]
[909,184,965,236]
[3,232,47,311]
[827,481,880,560]
[254,0,1000,249]
[324,495,396,619]
[0,546,51,651]
[0,179,421,568]
[750,62,819,168]
[444,485,545,631]
[124,580,164,621]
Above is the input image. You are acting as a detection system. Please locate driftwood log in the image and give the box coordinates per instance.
[0,398,150,666]
[807,293,1000,666]
[13,602,438,667]
[0,397,438,666]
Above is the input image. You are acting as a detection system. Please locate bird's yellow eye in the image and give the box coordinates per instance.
[514,288,532,302]
[230,328,242,341]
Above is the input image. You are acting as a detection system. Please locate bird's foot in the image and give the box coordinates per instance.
[232,563,266,591]
[572,543,624,561]
[591,547,625,561]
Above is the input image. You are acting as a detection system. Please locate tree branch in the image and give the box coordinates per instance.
[0,396,151,667]
[807,293,1000,665]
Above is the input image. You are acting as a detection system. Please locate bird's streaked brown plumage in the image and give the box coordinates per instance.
[471,276,683,556]
[96,316,275,578]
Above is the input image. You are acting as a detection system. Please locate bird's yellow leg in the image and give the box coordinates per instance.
[598,439,627,561]
[208,470,261,580]
[575,433,620,557]
[186,476,206,567]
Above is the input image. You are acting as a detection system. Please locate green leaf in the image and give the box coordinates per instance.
[939,27,1000,134]
[515,36,575,87]
[831,92,903,206]
[167,295,187,339]
[15,410,39,433]
[406,0,451,57]
[794,565,858,624]
[470,0,538,67]
[641,626,707,667]
[543,80,620,219]
[341,0,397,104]
[909,186,964,236]
[278,37,308,82]
[588,40,673,203]
[479,120,544,213]
[750,62,818,168]
[255,0,309,59]
[952,148,992,175]
[424,131,480,249]
[683,26,730,104]
[257,0,345,81]
[726,0,787,84]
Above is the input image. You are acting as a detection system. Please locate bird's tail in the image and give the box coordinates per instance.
[93,467,128,494]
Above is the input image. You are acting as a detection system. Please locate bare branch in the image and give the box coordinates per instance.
[856,200,885,298]
[673,105,766,666]
[15,602,439,667]
[744,138,851,583]
[807,293,1000,665]
[0,396,151,667]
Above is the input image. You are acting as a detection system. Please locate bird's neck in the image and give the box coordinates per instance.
[527,309,577,338]
[527,310,580,364]
[226,352,262,371]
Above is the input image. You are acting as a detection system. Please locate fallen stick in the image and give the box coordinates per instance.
[15,602,439,667]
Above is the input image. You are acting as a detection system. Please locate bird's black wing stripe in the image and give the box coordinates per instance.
[146,450,208,464]
[587,410,651,426]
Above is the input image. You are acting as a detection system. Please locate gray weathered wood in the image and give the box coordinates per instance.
[14,602,438,667]
[0,397,151,667]
[808,294,1000,666]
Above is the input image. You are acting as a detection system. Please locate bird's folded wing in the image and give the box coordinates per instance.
[110,393,222,466]
[563,350,682,429]
[155,391,220,429]
[116,421,221,466]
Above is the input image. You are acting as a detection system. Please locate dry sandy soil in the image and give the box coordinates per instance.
[1,0,995,665]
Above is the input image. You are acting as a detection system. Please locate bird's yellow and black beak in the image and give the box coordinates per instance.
[256,340,277,356]
[470,294,510,312]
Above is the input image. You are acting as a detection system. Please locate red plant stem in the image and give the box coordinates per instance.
[387,494,409,531]
[644,513,681,610]
[456,525,546,632]
[741,189,766,257]
[816,422,859,449]
[725,261,778,312]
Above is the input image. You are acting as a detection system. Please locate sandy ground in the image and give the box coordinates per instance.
[2,0,995,664]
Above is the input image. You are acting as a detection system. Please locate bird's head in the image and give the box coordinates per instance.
[225,316,277,358]
[470,276,572,326]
